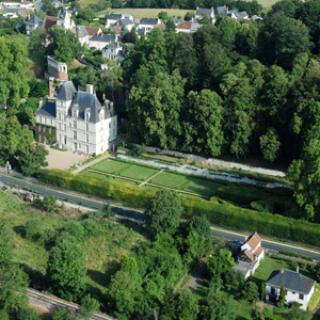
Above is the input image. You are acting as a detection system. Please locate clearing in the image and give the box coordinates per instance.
[0,191,145,298]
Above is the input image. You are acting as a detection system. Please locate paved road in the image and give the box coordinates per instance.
[1,172,320,261]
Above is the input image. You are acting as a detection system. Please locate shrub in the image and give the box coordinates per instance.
[25,219,42,241]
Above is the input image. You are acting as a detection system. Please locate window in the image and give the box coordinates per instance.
[74,120,77,129]
[299,293,304,300]
[86,134,89,143]
[74,131,77,140]
[86,123,89,131]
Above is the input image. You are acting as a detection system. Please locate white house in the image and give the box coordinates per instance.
[106,13,134,30]
[234,232,265,279]
[137,18,164,36]
[195,7,215,23]
[176,20,201,33]
[87,33,118,51]
[35,81,117,155]
[102,42,124,63]
[266,269,316,310]
[76,25,102,46]
[0,1,34,10]
[57,7,75,31]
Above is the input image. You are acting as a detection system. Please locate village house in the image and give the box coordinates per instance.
[24,15,42,35]
[76,25,102,46]
[87,33,118,51]
[234,232,265,279]
[195,7,216,23]
[106,13,134,31]
[0,1,34,11]
[266,269,316,310]
[176,20,201,33]
[56,7,75,31]
[102,42,124,63]
[137,18,164,36]
[35,81,117,155]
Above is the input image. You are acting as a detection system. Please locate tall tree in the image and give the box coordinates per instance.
[46,236,86,301]
[183,89,224,156]
[145,190,183,237]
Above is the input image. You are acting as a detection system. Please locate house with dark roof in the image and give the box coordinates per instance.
[76,25,102,46]
[137,18,164,36]
[195,7,215,23]
[24,15,42,35]
[102,41,124,63]
[266,269,316,310]
[234,232,265,279]
[105,13,134,30]
[42,16,58,31]
[87,33,118,51]
[35,81,117,155]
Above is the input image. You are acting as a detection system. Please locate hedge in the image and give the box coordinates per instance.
[37,169,320,247]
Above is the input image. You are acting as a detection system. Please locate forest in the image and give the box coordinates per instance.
[119,0,320,222]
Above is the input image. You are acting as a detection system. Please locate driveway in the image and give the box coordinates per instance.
[44,145,88,171]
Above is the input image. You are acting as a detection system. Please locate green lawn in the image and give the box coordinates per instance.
[0,191,145,294]
[150,171,221,197]
[87,158,159,181]
[253,255,296,282]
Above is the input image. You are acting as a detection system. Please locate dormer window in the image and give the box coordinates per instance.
[72,108,79,118]
[85,109,91,121]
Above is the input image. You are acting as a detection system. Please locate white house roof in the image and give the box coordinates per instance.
[267,270,315,294]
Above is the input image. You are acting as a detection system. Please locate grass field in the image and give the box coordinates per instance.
[81,158,223,198]
[0,191,145,296]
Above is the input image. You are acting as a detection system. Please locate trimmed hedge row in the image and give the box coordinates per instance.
[37,169,320,247]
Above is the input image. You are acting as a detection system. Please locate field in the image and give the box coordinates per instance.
[0,191,145,296]
[81,158,226,198]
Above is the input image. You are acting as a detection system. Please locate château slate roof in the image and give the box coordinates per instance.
[267,270,315,294]
[196,7,213,16]
[57,81,76,101]
[90,34,117,43]
[37,100,56,118]
[69,90,104,123]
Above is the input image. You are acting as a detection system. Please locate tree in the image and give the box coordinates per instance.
[207,249,235,278]
[128,67,184,149]
[46,236,86,301]
[243,281,259,303]
[259,128,281,162]
[221,66,256,157]
[183,90,224,157]
[313,262,320,282]
[0,36,29,108]
[48,26,81,64]
[183,215,213,264]
[0,264,28,312]
[16,307,41,320]
[216,16,240,50]
[204,285,236,320]
[145,190,183,237]
[25,219,42,241]
[108,256,142,318]
[160,289,199,320]
[277,287,286,307]
[288,306,312,320]
[79,295,100,320]
[223,269,245,294]
[258,12,311,69]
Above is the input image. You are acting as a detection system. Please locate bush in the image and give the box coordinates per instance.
[25,218,42,241]
[37,169,320,247]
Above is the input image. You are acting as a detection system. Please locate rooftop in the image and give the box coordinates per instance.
[267,269,315,294]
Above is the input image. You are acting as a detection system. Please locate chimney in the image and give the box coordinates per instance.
[49,77,55,98]
[86,84,94,95]
[296,266,300,273]
[280,269,284,274]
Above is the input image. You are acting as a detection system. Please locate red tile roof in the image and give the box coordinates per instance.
[177,21,192,30]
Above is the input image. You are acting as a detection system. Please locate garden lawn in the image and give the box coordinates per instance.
[308,284,320,312]
[84,158,159,181]
[150,171,221,197]
[253,255,294,282]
